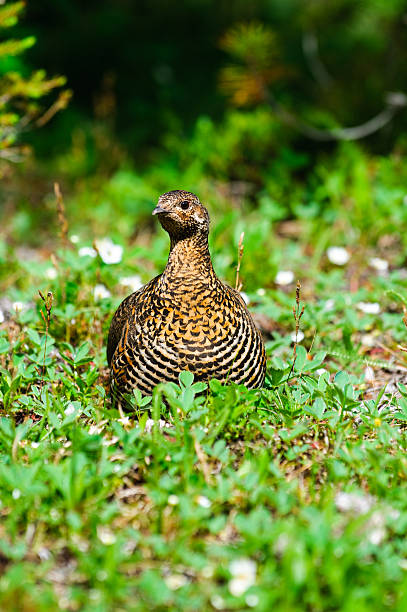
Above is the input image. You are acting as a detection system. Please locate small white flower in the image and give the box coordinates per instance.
[78,246,97,258]
[45,267,58,280]
[97,526,116,545]
[0,308,4,323]
[256,288,266,297]
[165,574,188,590]
[275,270,294,285]
[38,547,51,561]
[94,284,111,300]
[367,507,399,546]
[168,494,179,506]
[70,234,79,244]
[118,416,131,426]
[364,366,375,383]
[31,442,40,449]
[290,330,304,343]
[327,246,350,266]
[210,595,225,610]
[144,418,171,433]
[357,302,380,315]
[316,368,328,376]
[12,301,24,313]
[12,488,21,499]
[64,403,75,416]
[366,510,390,546]
[89,590,101,602]
[50,508,60,520]
[88,424,104,435]
[388,508,400,521]
[335,492,373,515]
[323,299,335,312]
[368,525,386,546]
[196,495,211,508]
[361,334,375,347]
[369,257,388,272]
[102,436,119,447]
[246,594,259,607]
[240,292,250,305]
[58,597,71,609]
[144,419,155,433]
[95,238,123,264]
[229,558,257,596]
[120,275,143,292]
[201,566,214,578]
[274,533,289,555]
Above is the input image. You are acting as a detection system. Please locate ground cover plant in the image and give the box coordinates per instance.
[2,145,407,610]
[2,1,407,610]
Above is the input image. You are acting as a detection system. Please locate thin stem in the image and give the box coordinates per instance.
[39,291,53,389]
[235,232,245,291]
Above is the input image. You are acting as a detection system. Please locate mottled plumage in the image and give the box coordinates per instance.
[107,190,266,400]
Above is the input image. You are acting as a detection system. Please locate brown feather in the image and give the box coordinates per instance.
[107,190,266,398]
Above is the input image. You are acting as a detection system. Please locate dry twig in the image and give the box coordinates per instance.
[54,182,69,246]
[194,437,212,485]
[36,91,72,128]
[288,280,305,379]
[235,231,245,291]
[39,290,53,388]
[398,305,407,353]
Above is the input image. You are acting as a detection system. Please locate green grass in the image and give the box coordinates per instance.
[1,141,407,611]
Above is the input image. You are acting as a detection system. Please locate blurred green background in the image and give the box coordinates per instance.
[21,0,407,155]
[2,0,407,287]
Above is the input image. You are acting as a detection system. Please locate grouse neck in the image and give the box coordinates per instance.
[162,231,216,284]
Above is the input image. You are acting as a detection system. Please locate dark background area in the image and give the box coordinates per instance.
[2,0,407,250]
[18,0,407,160]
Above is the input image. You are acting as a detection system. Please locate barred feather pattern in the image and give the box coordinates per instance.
[107,190,266,398]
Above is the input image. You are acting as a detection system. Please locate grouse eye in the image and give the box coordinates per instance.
[180,200,190,210]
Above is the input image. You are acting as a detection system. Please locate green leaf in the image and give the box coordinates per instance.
[293,345,307,372]
[306,351,327,371]
[0,36,36,58]
[0,3,25,29]
[304,397,326,419]
[74,341,91,364]
[191,381,207,393]
[26,328,41,346]
[279,423,307,442]
[0,335,10,354]
[179,370,194,388]
[334,371,350,390]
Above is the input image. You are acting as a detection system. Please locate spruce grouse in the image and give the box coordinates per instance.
[107,190,266,400]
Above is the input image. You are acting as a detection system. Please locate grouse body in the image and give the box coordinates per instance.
[107,190,266,399]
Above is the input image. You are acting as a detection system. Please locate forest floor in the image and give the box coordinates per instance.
[1,154,407,610]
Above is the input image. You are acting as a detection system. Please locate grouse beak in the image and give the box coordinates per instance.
[152,205,167,216]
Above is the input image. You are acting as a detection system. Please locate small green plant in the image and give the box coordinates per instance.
[1,64,407,611]
[0,1,70,170]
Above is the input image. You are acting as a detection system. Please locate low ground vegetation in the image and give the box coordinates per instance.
[2,2,407,608]
[1,141,407,610]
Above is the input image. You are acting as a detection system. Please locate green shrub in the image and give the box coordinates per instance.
[0,1,69,173]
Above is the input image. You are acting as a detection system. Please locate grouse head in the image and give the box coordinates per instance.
[152,190,210,239]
